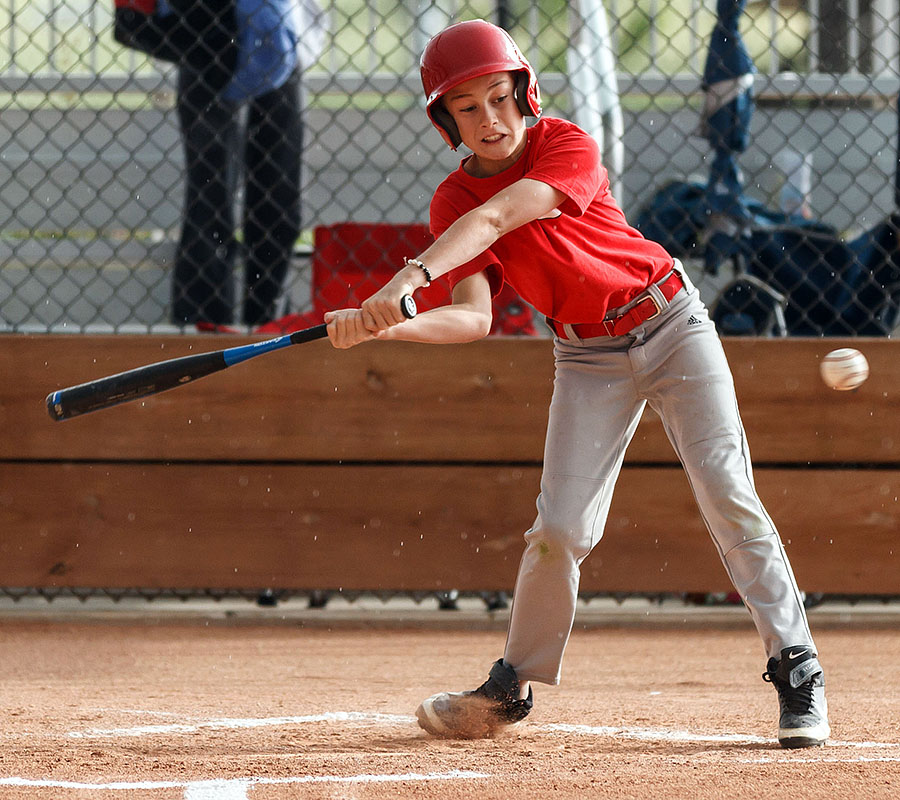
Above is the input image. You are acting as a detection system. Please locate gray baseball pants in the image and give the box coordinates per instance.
[504,269,815,685]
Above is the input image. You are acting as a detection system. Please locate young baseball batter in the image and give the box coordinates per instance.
[324,19,829,748]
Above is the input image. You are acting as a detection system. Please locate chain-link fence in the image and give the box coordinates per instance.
[1,1,899,335]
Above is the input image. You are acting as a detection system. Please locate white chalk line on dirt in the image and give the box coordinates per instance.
[106,708,183,717]
[0,770,489,797]
[542,722,899,750]
[67,710,900,752]
[737,755,900,764]
[8,713,899,798]
[67,711,411,738]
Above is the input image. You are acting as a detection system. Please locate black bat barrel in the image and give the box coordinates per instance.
[45,350,228,421]
[45,295,415,422]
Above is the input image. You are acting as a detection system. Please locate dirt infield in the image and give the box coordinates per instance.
[0,607,898,799]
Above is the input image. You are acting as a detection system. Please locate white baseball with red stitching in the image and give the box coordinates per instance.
[819,348,869,391]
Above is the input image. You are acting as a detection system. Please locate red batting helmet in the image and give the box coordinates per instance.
[420,19,542,150]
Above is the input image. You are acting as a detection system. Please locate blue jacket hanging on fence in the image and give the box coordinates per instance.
[222,0,325,102]
[152,0,326,101]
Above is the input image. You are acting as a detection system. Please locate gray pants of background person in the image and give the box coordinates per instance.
[504,268,814,685]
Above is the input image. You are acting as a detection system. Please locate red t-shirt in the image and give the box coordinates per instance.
[430,116,674,323]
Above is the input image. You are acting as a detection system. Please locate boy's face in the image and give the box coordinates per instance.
[442,71,527,176]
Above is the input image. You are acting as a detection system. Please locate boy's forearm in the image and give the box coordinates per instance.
[382,304,492,344]
[411,180,565,282]
[413,207,502,282]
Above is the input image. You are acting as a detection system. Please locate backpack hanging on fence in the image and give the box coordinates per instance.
[113,0,238,88]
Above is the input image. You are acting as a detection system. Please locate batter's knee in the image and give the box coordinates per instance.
[525,504,605,563]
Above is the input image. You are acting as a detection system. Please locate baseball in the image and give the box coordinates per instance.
[819,348,869,391]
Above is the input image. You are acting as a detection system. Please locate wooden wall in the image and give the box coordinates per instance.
[1,335,898,594]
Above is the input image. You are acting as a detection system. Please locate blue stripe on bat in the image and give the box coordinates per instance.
[222,335,294,367]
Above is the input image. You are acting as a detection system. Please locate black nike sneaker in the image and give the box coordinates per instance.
[416,659,533,738]
[763,646,830,748]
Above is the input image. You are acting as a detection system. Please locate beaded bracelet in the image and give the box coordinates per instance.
[404,257,432,287]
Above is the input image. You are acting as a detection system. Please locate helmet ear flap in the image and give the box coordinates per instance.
[430,103,462,150]
[513,71,532,117]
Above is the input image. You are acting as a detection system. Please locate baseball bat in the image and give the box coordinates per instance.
[46,295,417,422]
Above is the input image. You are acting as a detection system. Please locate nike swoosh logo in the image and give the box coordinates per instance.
[788,648,809,660]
